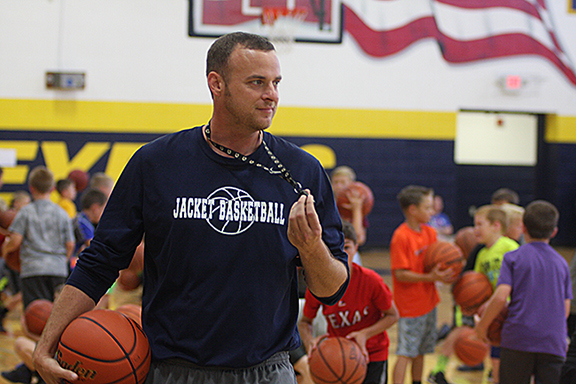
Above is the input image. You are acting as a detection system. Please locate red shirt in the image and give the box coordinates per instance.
[303,263,393,362]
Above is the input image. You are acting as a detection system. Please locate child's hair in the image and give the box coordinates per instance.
[330,166,356,181]
[80,188,108,211]
[523,200,559,239]
[10,190,31,208]
[475,204,508,234]
[500,203,525,228]
[397,185,433,211]
[491,188,520,205]
[28,166,55,194]
[56,178,74,195]
[341,220,357,244]
[89,172,114,190]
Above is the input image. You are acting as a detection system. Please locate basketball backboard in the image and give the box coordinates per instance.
[188,0,343,43]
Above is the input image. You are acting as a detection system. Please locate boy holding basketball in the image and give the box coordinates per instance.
[299,221,399,384]
[476,200,570,384]
[390,185,456,384]
[330,165,367,265]
[429,204,518,384]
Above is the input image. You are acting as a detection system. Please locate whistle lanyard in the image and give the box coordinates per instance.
[204,124,308,197]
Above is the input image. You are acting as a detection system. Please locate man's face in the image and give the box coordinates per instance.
[221,47,281,132]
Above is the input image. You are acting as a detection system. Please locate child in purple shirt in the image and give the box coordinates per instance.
[475,200,571,384]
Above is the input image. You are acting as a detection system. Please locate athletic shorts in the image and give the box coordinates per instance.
[144,352,297,384]
[364,360,388,384]
[21,276,66,308]
[491,346,501,358]
[500,347,564,384]
[396,308,437,358]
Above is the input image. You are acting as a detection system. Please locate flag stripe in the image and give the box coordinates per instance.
[437,0,540,19]
[437,32,576,85]
[344,7,436,57]
[342,0,576,87]
[434,2,553,48]
[343,0,432,32]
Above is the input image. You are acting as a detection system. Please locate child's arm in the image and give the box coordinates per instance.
[298,314,323,353]
[566,299,571,319]
[345,190,367,245]
[1,233,23,258]
[394,263,457,284]
[346,302,399,358]
[65,240,75,261]
[474,283,511,342]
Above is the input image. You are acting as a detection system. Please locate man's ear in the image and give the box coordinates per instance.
[207,72,224,97]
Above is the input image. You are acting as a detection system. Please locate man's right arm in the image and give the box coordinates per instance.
[33,285,96,384]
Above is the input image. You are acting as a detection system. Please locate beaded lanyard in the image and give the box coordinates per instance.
[204,124,308,197]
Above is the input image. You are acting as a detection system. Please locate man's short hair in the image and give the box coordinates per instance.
[397,185,433,211]
[28,166,54,194]
[341,220,357,244]
[523,200,559,239]
[206,32,275,81]
[80,188,108,211]
[56,178,74,194]
[475,204,508,234]
[491,188,520,205]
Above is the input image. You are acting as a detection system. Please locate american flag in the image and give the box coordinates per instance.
[342,0,576,87]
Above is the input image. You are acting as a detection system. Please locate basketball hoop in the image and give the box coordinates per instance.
[260,7,307,52]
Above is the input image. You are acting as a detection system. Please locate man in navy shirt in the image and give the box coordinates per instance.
[34,32,349,384]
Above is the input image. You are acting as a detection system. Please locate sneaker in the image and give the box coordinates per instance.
[436,323,452,342]
[457,362,484,371]
[1,363,33,384]
[428,371,451,384]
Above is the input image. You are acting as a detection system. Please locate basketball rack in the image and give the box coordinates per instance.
[260,6,307,51]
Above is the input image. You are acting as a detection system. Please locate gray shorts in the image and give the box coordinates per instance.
[396,308,437,358]
[144,352,297,384]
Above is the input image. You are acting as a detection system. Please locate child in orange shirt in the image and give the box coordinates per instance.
[390,185,457,384]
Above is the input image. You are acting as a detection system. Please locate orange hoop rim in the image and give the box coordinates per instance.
[260,6,307,25]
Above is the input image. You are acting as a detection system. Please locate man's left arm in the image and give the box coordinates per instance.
[288,191,348,300]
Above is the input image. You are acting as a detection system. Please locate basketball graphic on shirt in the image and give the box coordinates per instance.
[207,187,256,235]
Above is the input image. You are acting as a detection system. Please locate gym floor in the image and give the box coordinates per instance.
[0,247,573,384]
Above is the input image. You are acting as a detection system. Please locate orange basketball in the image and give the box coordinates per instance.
[24,299,53,336]
[454,327,489,366]
[0,209,16,229]
[3,247,20,272]
[452,271,493,314]
[336,181,374,221]
[116,304,142,327]
[0,214,21,272]
[477,304,509,346]
[423,241,465,276]
[68,169,90,192]
[308,336,367,384]
[56,309,150,384]
[454,226,479,259]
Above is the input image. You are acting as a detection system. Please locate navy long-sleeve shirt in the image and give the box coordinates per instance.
[67,126,348,368]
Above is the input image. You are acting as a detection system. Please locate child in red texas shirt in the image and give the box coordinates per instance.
[299,221,399,384]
